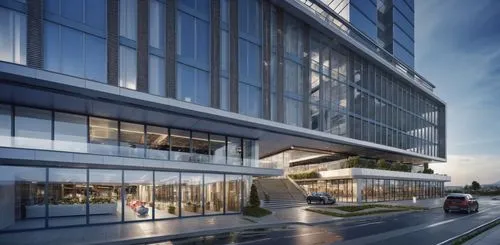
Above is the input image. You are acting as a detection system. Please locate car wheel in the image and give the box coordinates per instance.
[321,199,326,205]
[475,205,479,212]
[307,199,311,204]
[444,209,449,213]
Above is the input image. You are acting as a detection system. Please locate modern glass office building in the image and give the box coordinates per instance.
[0,0,445,232]
[323,0,415,68]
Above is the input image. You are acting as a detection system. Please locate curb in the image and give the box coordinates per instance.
[435,217,500,245]
[88,209,421,245]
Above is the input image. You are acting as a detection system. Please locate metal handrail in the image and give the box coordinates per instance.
[294,0,435,91]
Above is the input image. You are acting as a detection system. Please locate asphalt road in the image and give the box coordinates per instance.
[151,198,500,245]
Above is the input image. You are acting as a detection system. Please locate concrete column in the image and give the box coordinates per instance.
[229,0,239,113]
[355,179,363,203]
[211,0,221,108]
[276,8,285,123]
[107,0,119,86]
[438,105,446,158]
[262,0,271,120]
[165,0,177,98]
[27,0,44,69]
[136,0,149,93]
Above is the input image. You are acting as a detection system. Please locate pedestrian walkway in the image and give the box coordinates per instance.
[0,207,341,245]
[464,224,500,245]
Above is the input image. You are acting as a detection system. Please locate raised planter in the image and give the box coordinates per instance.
[26,203,117,218]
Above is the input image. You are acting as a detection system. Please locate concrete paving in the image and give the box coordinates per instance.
[0,199,445,245]
[464,224,500,245]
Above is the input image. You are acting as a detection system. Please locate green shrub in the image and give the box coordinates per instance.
[168,206,176,214]
[288,171,320,180]
[249,184,260,207]
[242,206,272,217]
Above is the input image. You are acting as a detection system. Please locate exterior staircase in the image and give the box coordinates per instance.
[253,178,307,209]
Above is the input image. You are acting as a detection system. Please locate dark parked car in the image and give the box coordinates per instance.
[443,193,478,214]
[306,192,336,205]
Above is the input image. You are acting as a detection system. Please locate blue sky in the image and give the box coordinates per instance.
[416,0,500,185]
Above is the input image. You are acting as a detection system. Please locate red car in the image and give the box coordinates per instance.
[443,193,479,214]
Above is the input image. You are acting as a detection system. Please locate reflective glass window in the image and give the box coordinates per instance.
[119,45,137,90]
[54,112,88,152]
[48,168,87,227]
[0,8,26,65]
[349,7,377,40]
[15,107,52,149]
[119,122,145,158]
[177,64,210,106]
[170,129,191,161]
[146,125,169,160]
[210,134,226,164]
[227,137,242,166]
[124,171,153,221]
[149,0,165,49]
[154,172,179,218]
[204,174,224,215]
[0,166,45,231]
[89,169,122,224]
[120,0,137,40]
[89,117,118,155]
[225,175,242,213]
[0,105,12,138]
[243,139,258,167]
[149,55,166,96]
[191,131,209,163]
[181,173,202,216]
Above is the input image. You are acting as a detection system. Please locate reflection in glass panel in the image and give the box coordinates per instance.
[225,175,242,213]
[54,112,88,152]
[89,117,118,155]
[119,45,137,90]
[0,105,12,144]
[120,122,145,158]
[146,125,169,160]
[210,134,226,164]
[124,171,153,221]
[48,168,87,227]
[170,129,191,161]
[14,107,52,149]
[227,137,242,166]
[243,139,258,167]
[89,169,122,224]
[204,174,224,215]
[191,132,209,163]
[181,173,202,216]
[155,172,179,219]
[0,8,27,65]
[0,166,45,231]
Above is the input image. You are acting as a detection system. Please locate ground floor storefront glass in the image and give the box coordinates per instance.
[297,178,445,203]
[0,165,249,232]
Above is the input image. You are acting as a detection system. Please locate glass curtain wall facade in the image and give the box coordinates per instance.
[296,178,444,203]
[359,178,444,202]
[0,165,248,231]
[0,103,258,166]
[0,0,444,159]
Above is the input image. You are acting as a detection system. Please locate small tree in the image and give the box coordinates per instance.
[249,184,260,207]
[471,181,481,191]
[376,159,390,170]
[422,168,434,174]
[464,184,469,192]
[346,156,360,168]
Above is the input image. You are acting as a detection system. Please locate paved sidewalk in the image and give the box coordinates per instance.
[377,197,445,209]
[464,224,500,245]
[0,208,341,245]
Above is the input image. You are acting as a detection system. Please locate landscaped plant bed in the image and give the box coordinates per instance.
[305,207,405,217]
[330,204,427,212]
[242,206,272,218]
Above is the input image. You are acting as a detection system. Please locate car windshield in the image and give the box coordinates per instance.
[446,196,465,200]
